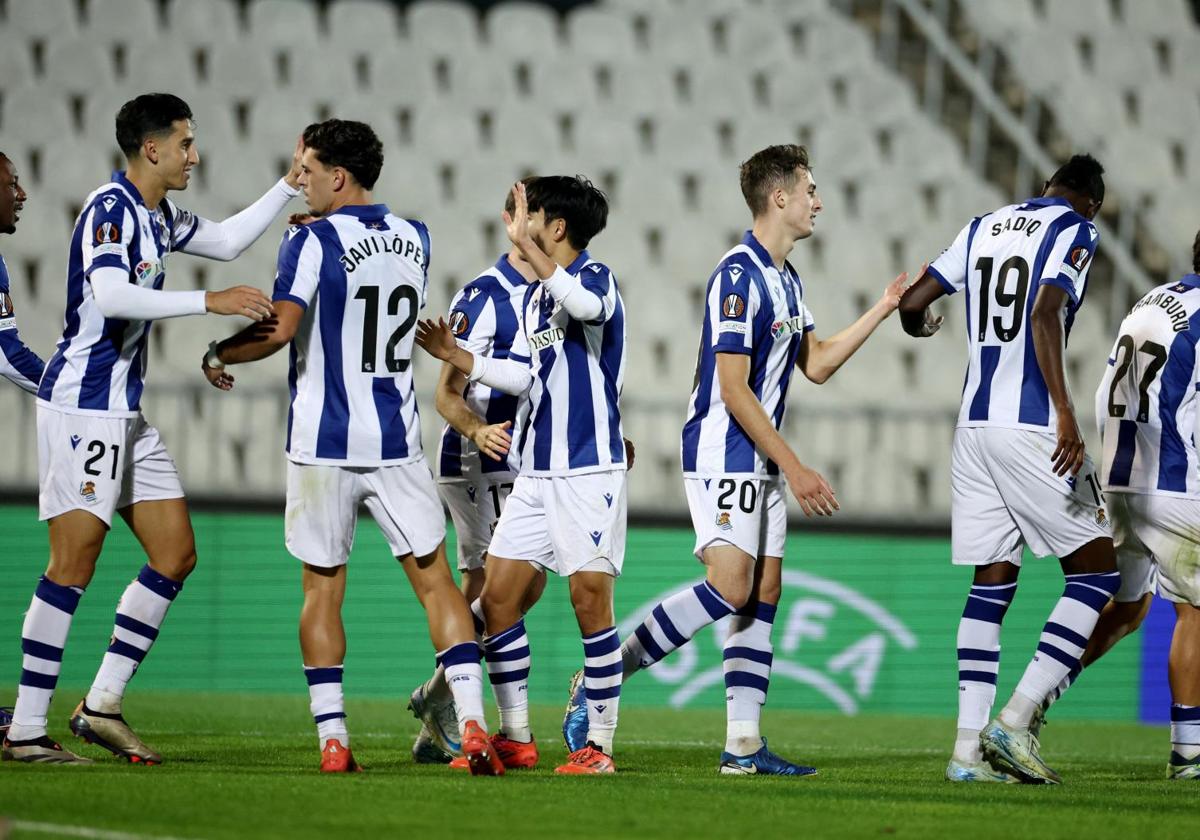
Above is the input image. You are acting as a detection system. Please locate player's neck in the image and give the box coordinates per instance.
[123,165,169,208]
[506,248,538,283]
[750,219,795,269]
[546,243,581,270]
[325,188,374,215]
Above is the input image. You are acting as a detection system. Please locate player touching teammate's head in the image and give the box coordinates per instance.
[0,152,27,235]
[1044,153,1105,220]
[1192,229,1199,273]
[739,144,822,238]
[524,175,608,251]
[297,119,383,216]
[115,94,197,190]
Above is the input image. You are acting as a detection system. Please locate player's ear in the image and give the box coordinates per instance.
[143,137,159,165]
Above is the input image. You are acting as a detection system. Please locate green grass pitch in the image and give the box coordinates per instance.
[0,691,1192,839]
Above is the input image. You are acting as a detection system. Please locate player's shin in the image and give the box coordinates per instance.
[582,626,622,755]
[954,582,1017,762]
[620,581,734,679]
[439,641,486,735]
[1003,571,1121,728]
[483,619,532,742]
[85,565,182,713]
[9,577,85,741]
[723,601,776,756]
[424,599,486,707]
[304,665,348,748]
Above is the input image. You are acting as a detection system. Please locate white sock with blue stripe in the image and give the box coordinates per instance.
[304,665,348,747]
[620,581,735,678]
[9,576,85,741]
[86,564,183,714]
[438,641,485,735]
[426,598,487,707]
[1003,571,1121,728]
[583,626,622,755]
[1171,704,1200,760]
[723,601,776,756]
[483,618,532,742]
[953,582,1017,763]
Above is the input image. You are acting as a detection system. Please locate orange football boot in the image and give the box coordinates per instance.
[449,732,539,770]
[319,738,363,773]
[461,720,505,776]
[554,743,615,774]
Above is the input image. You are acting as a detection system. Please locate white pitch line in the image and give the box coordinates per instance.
[9,820,199,840]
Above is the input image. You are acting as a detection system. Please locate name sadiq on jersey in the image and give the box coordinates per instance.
[989,215,1042,237]
[339,234,425,274]
[1130,290,1193,333]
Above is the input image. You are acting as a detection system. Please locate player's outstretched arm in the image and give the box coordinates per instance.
[0,289,46,395]
[797,268,915,384]
[897,271,946,338]
[416,318,533,396]
[90,266,273,323]
[200,300,303,390]
[178,136,304,262]
[1031,284,1085,476]
[717,352,838,516]
[435,361,512,462]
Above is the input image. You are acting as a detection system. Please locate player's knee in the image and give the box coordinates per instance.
[153,547,196,582]
[708,578,752,610]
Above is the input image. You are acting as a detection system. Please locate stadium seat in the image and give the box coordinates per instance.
[247,0,324,48]
[42,38,118,90]
[5,0,80,41]
[564,6,639,62]
[205,42,279,101]
[165,0,240,49]
[485,2,561,58]
[1,86,74,150]
[1040,0,1116,36]
[83,0,161,43]
[405,0,480,45]
[328,0,402,44]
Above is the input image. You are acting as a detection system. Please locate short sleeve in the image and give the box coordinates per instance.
[409,219,431,307]
[927,218,977,295]
[447,280,497,355]
[507,285,535,366]
[0,256,15,329]
[272,226,321,309]
[163,198,199,252]
[708,256,759,355]
[801,300,816,333]
[579,262,619,323]
[82,193,134,278]
[1040,219,1098,307]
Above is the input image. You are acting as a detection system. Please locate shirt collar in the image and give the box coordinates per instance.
[114,171,147,207]
[494,254,529,288]
[1178,274,1200,289]
[565,249,591,275]
[741,230,776,270]
[1019,196,1072,210]
[330,203,390,220]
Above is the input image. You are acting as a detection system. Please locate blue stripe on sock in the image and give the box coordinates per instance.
[956,647,1000,662]
[724,672,770,693]
[34,576,83,614]
[114,613,160,641]
[1043,621,1089,650]
[585,684,621,701]
[485,619,527,651]
[1063,581,1114,612]
[651,605,687,648]
[21,638,64,662]
[723,645,773,666]
[1036,641,1080,669]
[584,662,623,679]
[582,628,620,658]
[582,625,618,641]
[313,712,346,724]
[19,668,58,690]
[1172,705,1200,722]
[137,564,183,601]
[304,667,344,686]
[958,669,998,685]
[488,668,530,684]
[483,645,530,664]
[695,582,734,620]
[439,641,480,668]
[961,595,1013,623]
[634,623,667,663]
[107,639,147,663]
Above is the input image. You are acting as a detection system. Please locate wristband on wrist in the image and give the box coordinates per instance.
[204,341,226,370]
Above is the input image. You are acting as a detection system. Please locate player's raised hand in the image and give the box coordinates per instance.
[624,437,636,470]
[472,421,512,461]
[415,318,458,361]
[200,353,234,391]
[287,212,320,227]
[284,134,304,190]
[785,462,839,516]
[1052,409,1087,476]
[879,263,924,314]
[206,286,274,321]
[501,181,530,246]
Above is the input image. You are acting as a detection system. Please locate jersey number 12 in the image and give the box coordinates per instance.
[355,285,418,373]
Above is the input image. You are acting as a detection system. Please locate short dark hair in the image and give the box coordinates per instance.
[115,93,193,158]
[525,175,608,250]
[1193,229,1199,273]
[505,175,538,215]
[302,119,384,190]
[1048,153,1105,204]
[739,144,811,217]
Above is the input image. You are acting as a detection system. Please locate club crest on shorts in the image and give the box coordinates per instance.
[79,481,97,504]
[715,511,732,532]
[722,293,745,319]
[1096,507,1107,526]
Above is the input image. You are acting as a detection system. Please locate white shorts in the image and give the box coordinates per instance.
[285,460,446,568]
[440,476,515,572]
[487,470,626,577]
[37,403,184,526]
[684,475,787,561]
[1109,492,1200,606]
[951,426,1112,566]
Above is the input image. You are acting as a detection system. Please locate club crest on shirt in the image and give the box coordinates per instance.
[449,310,470,337]
[79,481,97,504]
[95,222,120,244]
[1069,246,1091,272]
[722,293,745,319]
[715,511,732,532]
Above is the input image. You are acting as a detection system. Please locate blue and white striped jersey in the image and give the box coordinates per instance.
[0,253,45,394]
[38,173,200,415]
[681,231,815,477]
[437,255,529,480]
[273,204,431,466]
[510,250,625,476]
[1096,274,1200,499]
[928,196,1099,431]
